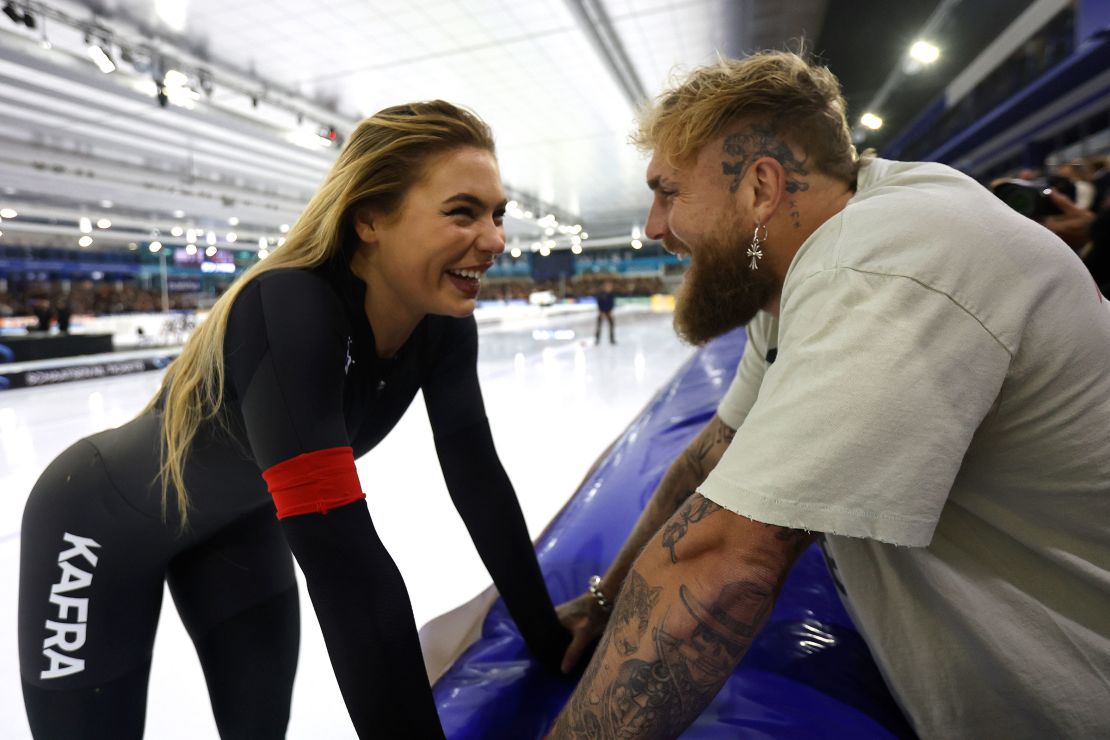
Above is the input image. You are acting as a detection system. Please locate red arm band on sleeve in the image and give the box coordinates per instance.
[261,446,366,519]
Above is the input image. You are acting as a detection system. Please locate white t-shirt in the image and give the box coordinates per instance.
[699,158,1110,738]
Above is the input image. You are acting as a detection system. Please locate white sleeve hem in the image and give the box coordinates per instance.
[697,476,937,547]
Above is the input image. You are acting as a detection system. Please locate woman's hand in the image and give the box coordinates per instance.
[556,591,611,674]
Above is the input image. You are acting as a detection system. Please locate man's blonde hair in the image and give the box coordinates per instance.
[634,51,859,184]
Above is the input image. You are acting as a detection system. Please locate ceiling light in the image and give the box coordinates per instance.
[510,247,521,258]
[258,237,267,249]
[279,224,289,233]
[860,112,883,130]
[580,232,589,240]
[86,38,117,74]
[205,245,218,257]
[571,243,582,255]
[96,218,111,229]
[206,230,216,245]
[631,239,643,249]
[100,200,113,208]
[226,232,237,243]
[79,217,92,233]
[173,209,185,218]
[539,246,551,257]
[128,242,138,250]
[909,40,940,65]
[78,235,93,248]
[163,69,188,87]
[186,228,197,244]
[228,216,239,226]
[544,227,554,236]
[149,241,162,252]
[155,0,188,32]
[0,208,16,218]
[185,244,197,255]
[257,248,269,259]
[170,226,184,237]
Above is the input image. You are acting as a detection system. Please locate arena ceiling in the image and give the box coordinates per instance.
[0,0,1037,254]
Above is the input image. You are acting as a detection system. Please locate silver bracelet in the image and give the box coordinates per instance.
[588,575,612,612]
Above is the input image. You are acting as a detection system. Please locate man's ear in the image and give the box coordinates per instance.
[352,207,377,246]
[749,157,787,224]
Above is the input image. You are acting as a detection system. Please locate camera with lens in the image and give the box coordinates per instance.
[991,175,1076,221]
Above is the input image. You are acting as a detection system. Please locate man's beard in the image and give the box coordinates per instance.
[672,230,775,346]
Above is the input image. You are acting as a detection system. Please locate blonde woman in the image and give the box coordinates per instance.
[18,101,569,739]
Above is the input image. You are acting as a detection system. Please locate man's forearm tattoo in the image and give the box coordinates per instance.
[661,495,724,564]
[613,571,663,656]
[555,573,777,739]
[721,125,811,194]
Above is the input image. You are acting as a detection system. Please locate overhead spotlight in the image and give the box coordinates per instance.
[170,225,183,237]
[860,112,883,130]
[539,246,551,257]
[226,232,237,243]
[510,247,522,259]
[571,243,582,255]
[100,199,113,208]
[205,230,216,245]
[631,239,643,250]
[86,36,117,74]
[79,217,92,233]
[228,216,239,226]
[257,248,269,259]
[258,237,267,249]
[78,235,93,248]
[96,218,111,229]
[909,40,940,65]
[205,245,218,257]
[149,241,163,252]
[580,231,589,240]
[186,228,197,244]
[279,224,289,233]
[185,244,197,255]
[0,207,16,218]
[173,209,185,218]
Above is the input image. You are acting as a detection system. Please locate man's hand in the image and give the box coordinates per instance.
[556,592,610,673]
[1043,189,1095,249]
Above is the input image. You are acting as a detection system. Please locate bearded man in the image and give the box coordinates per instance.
[550,51,1110,739]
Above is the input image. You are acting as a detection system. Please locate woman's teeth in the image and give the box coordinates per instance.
[448,269,481,280]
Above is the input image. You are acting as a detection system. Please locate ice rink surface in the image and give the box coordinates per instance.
[0,309,697,738]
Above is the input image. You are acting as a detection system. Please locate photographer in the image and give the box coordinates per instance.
[1043,189,1109,293]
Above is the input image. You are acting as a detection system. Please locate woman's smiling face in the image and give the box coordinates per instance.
[355,146,507,322]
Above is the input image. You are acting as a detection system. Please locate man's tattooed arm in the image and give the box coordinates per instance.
[550,495,816,739]
[587,416,736,604]
[721,124,811,196]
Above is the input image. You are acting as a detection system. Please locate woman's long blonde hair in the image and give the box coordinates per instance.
[148,100,496,526]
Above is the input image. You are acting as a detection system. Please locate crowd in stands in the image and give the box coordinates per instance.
[483,274,665,302]
[0,282,202,320]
